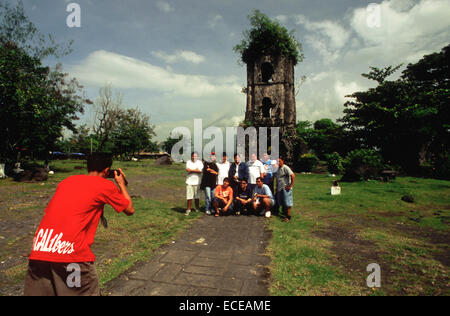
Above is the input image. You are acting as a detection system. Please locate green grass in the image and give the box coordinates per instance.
[0,159,200,294]
[267,174,450,296]
[1,160,449,296]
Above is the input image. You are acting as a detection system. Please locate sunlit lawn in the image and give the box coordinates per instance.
[1,159,449,296]
[267,174,450,296]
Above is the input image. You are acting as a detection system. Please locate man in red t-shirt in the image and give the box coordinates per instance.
[213,177,233,217]
[24,153,135,296]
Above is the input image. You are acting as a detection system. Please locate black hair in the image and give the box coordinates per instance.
[223,177,231,184]
[240,179,248,184]
[256,177,263,182]
[87,153,113,172]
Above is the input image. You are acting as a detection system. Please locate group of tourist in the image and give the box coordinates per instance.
[185,151,295,222]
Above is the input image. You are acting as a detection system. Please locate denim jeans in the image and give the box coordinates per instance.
[204,187,216,212]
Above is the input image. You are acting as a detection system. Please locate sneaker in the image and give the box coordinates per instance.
[215,212,219,217]
[265,211,272,218]
[185,210,191,216]
[206,210,211,215]
[235,211,240,216]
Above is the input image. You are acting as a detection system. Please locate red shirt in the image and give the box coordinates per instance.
[215,185,233,204]
[29,175,130,263]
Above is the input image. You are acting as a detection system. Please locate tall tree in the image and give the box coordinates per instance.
[340,45,450,175]
[92,85,124,151]
[0,42,90,164]
[0,1,89,166]
[109,108,156,158]
[0,1,72,59]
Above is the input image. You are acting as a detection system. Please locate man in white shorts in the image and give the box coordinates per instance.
[185,152,203,216]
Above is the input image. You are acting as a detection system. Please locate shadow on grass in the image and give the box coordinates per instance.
[171,207,187,214]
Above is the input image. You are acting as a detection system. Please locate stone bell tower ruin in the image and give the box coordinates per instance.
[244,54,297,164]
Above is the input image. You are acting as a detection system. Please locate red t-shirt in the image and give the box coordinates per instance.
[29,175,130,263]
[215,185,233,204]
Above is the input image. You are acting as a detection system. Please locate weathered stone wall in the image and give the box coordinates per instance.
[247,55,294,85]
[245,54,297,163]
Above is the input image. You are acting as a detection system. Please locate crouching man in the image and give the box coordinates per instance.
[252,177,275,218]
[213,177,233,217]
[233,179,253,216]
[24,153,135,296]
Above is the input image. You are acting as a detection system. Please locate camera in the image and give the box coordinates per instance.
[107,169,121,178]
[107,169,128,186]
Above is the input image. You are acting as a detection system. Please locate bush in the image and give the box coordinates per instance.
[297,153,319,172]
[233,10,303,65]
[434,156,450,180]
[325,152,344,175]
[341,149,383,182]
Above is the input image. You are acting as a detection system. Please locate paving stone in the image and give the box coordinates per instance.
[254,255,271,266]
[190,256,228,268]
[241,279,269,296]
[160,250,196,264]
[152,263,183,282]
[224,264,263,280]
[232,244,256,256]
[129,262,164,281]
[198,250,230,260]
[105,214,272,296]
[218,277,244,292]
[183,265,226,276]
[138,282,194,296]
[109,279,147,296]
[229,253,255,266]
[173,272,222,289]
[186,286,219,296]
[217,289,240,296]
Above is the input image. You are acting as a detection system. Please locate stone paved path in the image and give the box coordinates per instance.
[105,214,272,296]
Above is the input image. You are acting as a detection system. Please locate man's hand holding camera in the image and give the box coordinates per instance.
[113,168,127,187]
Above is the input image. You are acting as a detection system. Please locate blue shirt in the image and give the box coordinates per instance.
[253,184,275,200]
[263,160,274,177]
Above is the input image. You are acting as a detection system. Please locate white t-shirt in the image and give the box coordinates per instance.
[186,160,204,185]
[247,160,264,184]
[216,161,231,185]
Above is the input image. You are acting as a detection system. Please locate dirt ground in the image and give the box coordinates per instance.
[313,213,449,295]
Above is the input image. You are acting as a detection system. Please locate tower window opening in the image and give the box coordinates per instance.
[261,62,274,83]
[262,97,273,118]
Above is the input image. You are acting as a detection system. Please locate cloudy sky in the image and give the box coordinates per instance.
[16,0,450,140]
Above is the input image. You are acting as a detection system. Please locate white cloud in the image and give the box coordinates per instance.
[151,50,206,64]
[293,14,350,64]
[292,0,450,123]
[69,50,239,98]
[350,0,450,63]
[155,1,174,13]
[309,72,330,82]
[334,80,364,103]
[208,15,223,28]
[296,70,369,122]
[295,15,350,50]
[274,15,288,24]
